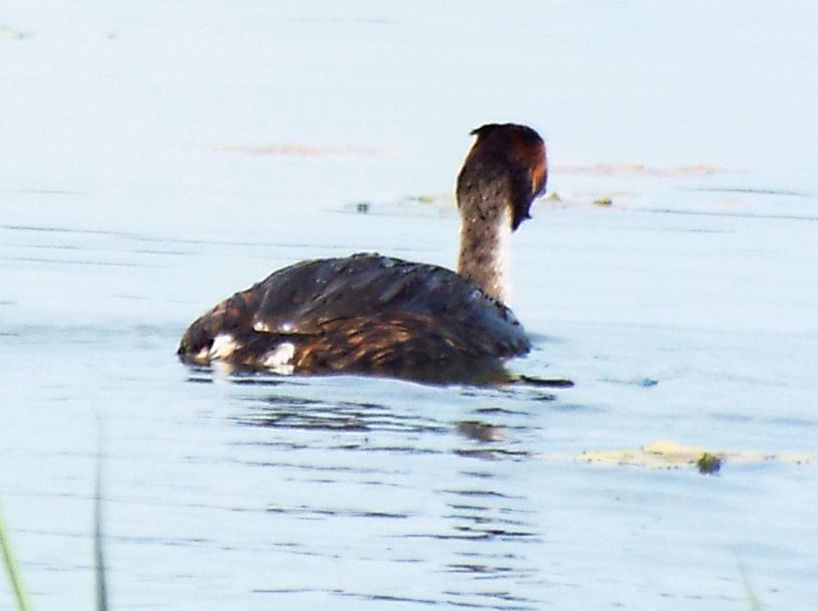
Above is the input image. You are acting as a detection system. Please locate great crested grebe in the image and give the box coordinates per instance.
[178,123,548,382]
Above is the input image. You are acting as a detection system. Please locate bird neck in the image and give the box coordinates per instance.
[457,205,512,304]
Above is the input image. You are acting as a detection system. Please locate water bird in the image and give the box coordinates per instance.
[178,123,548,383]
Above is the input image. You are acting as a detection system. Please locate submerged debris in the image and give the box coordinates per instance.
[696,452,722,475]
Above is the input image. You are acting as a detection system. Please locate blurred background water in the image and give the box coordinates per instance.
[2,1,817,609]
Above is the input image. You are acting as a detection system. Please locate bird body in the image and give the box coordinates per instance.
[178,253,529,381]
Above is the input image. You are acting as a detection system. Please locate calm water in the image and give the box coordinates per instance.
[2,1,818,609]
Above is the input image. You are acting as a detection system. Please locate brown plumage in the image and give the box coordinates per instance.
[178,123,548,383]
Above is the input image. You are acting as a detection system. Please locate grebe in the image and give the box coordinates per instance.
[178,123,548,382]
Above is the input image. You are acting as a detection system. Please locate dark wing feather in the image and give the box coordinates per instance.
[252,254,527,349]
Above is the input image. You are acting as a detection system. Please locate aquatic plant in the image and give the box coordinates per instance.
[738,561,763,611]
[0,428,109,611]
[0,501,32,611]
[94,430,109,611]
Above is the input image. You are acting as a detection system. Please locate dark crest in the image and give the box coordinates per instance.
[465,123,548,230]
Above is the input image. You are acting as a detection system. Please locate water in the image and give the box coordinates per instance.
[2,1,818,609]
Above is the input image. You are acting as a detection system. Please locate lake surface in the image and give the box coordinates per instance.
[2,1,818,609]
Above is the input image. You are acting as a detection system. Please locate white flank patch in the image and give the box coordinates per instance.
[209,333,240,359]
[263,342,295,374]
[253,320,293,333]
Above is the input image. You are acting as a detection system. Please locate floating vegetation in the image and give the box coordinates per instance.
[563,440,817,472]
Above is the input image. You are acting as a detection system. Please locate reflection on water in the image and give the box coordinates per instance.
[214,386,554,609]
[237,394,449,435]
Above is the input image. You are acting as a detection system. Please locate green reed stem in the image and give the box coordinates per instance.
[0,502,32,611]
[94,419,109,611]
[737,559,762,611]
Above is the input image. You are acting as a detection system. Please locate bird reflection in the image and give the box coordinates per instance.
[232,390,548,609]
